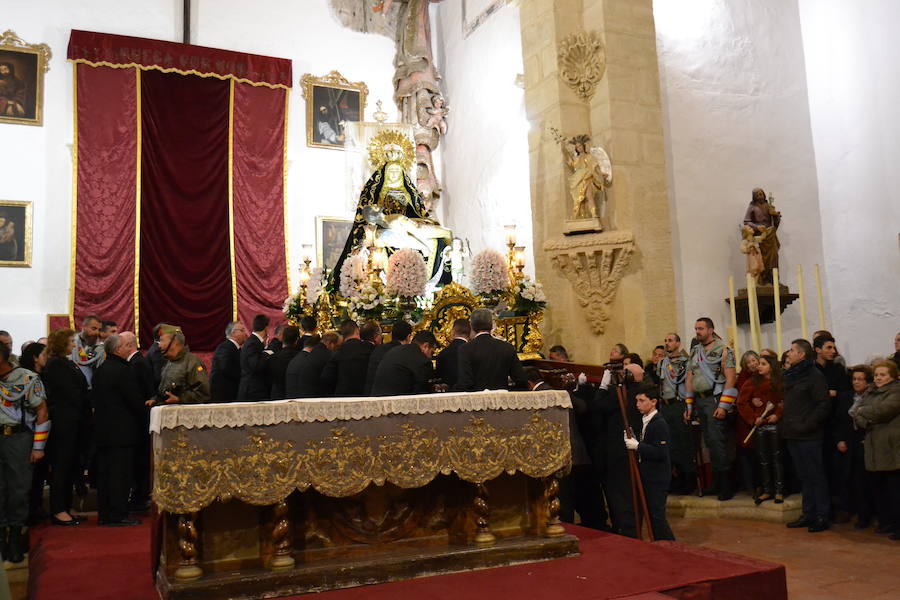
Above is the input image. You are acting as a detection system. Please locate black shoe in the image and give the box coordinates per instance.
[808,519,830,533]
[787,516,813,529]
[875,524,895,534]
[889,532,900,541]
[0,526,8,560]
[716,471,734,502]
[855,519,870,529]
[50,515,80,527]
[5,527,25,563]
[774,494,784,504]
[755,493,772,506]
[101,518,141,527]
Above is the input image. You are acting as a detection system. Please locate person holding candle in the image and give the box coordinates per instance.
[735,350,761,497]
[737,355,785,504]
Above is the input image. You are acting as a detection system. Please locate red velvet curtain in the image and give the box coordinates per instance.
[232,82,289,329]
[73,64,137,330]
[138,70,231,350]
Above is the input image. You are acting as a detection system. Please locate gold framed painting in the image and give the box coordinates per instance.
[301,70,368,150]
[316,216,353,272]
[0,30,52,126]
[0,200,32,267]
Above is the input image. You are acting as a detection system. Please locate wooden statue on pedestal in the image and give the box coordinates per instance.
[552,129,612,235]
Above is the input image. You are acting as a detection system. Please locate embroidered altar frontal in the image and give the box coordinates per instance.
[151,391,579,599]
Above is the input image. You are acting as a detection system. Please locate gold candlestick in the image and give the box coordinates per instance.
[772,267,783,352]
[797,265,808,340]
[728,276,740,362]
[746,273,762,353]
[814,264,826,331]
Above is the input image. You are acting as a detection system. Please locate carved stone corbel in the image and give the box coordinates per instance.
[544,232,635,334]
[557,31,606,102]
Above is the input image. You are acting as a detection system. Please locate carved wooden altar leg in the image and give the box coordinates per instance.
[543,475,566,537]
[270,499,295,570]
[174,512,203,581]
[473,483,496,545]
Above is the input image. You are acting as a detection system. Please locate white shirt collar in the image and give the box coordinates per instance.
[254,332,265,343]
[475,331,492,338]
[642,409,658,428]
[229,338,240,349]
[127,351,139,361]
[454,336,469,342]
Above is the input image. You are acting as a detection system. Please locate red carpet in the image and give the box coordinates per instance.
[28,522,785,600]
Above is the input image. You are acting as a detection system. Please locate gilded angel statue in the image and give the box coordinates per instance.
[552,129,613,221]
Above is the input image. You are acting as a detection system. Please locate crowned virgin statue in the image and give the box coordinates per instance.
[330,135,452,288]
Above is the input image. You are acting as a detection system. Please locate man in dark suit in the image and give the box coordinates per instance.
[267,325,300,400]
[299,315,317,348]
[321,321,377,397]
[286,332,340,398]
[238,314,271,401]
[210,321,247,403]
[624,383,675,540]
[454,309,527,392]
[372,331,437,396]
[436,318,470,389]
[144,322,169,390]
[266,324,286,353]
[122,332,154,512]
[92,334,144,526]
[365,320,412,395]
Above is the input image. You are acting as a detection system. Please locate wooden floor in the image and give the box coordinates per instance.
[670,515,899,599]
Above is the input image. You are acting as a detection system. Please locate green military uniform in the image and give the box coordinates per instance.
[657,353,694,491]
[159,347,211,404]
[1,366,46,561]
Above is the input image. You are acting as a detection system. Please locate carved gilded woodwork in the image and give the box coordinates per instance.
[153,412,570,514]
[544,231,635,334]
[557,31,606,102]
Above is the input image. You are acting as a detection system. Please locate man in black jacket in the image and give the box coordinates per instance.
[266,324,286,353]
[321,321,377,397]
[92,335,144,526]
[782,338,832,532]
[365,320,412,395]
[238,314,271,401]
[454,309,527,392]
[372,331,437,396]
[144,323,169,390]
[436,319,470,389]
[814,333,852,519]
[286,333,339,398]
[267,326,300,400]
[210,321,247,403]
[624,383,675,540]
[122,332,154,512]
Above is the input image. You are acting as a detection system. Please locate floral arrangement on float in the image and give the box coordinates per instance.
[508,275,547,314]
[386,248,427,300]
[347,282,391,321]
[470,249,510,307]
[339,253,369,298]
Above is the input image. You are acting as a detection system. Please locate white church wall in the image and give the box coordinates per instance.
[653,0,826,356]
[0,0,180,346]
[431,0,535,278]
[797,0,900,363]
[0,0,397,345]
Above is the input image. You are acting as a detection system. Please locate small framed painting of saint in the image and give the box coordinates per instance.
[301,70,367,150]
[0,30,51,126]
[0,200,33,267]
[316,216,353,271]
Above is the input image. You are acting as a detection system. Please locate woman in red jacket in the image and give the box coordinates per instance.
[737,355,785,504]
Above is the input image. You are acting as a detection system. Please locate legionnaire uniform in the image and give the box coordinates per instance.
[1,367,50,562]
[685,339,737,498]
[158,327,211,405]
[657,352,695,494]
[71,333,105,389]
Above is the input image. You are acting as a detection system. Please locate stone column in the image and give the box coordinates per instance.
[519,0,676,361]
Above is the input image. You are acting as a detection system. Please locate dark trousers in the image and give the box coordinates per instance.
[0,430,33,528]
[602,458,636,537]
[787,439,830,520]
[97,445,134,522]
[659,400,696,489]
[695,395,734,473]
[47,423,81,515]
[849,440,875,521]
[131,434,151,504]
[641,477,675,541]
[756,425,784,495]
[29,458,49,518]
[869,469,900,531]
[559,464,609,530]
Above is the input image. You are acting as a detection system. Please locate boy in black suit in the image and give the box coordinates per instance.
[624,384,675,540]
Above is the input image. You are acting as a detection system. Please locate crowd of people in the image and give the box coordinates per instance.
[555,321,900,542]
[0,313,897,565]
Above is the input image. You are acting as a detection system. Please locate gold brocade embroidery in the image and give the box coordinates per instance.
[153,413,570,514]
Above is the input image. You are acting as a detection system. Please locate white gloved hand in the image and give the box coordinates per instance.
[600,369,612,390]
[577,372,587,386]
[623,431,639,451]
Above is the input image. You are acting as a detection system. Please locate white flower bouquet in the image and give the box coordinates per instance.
[347,282,390,321]
[510,276,547,313]
[470,249,509,299]
[385,248,428,299]
[339,252,369,298]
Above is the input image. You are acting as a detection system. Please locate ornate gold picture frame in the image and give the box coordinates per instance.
[0,200,33,267]
[316,216,353,271]
[301,70,368,150]
[0,30,51,126]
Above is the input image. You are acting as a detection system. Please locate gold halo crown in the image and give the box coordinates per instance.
[367,129,415,172]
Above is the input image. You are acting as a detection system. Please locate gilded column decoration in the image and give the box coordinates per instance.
[544,231,635,334]
[543,475,565,537]
[473,483,496,545]
[270,499,295,570]
[557,31,606,102]
[175,512,202,581]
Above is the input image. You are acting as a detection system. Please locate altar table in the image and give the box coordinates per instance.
[150,390,580,599]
